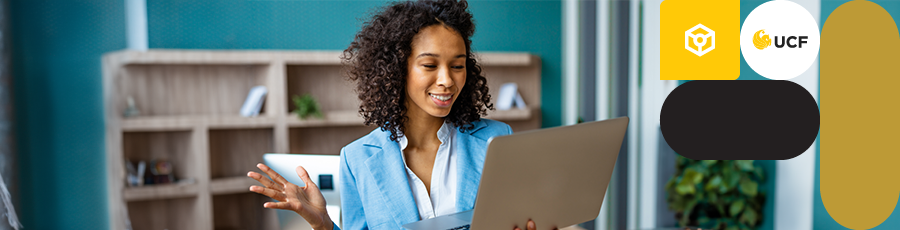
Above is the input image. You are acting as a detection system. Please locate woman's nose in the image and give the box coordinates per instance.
[436,66,454,88]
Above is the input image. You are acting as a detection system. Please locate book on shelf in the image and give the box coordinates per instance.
[240,85,268,117]
[497,82,527,110]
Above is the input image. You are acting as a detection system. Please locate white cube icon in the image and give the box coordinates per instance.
[685,23,715,56]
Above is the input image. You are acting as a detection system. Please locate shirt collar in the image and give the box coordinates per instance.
[399,121,453,151]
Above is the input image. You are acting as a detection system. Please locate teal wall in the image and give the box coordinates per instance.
[10,0,125,229]
[10,0,561,229]
[816,2,900,229]
[147,0,564,128]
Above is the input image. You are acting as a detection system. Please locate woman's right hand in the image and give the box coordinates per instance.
[248,163,333,230]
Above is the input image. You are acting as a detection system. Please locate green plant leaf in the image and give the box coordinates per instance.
[685,168,704,184]
[719,183,730,194]
[708,191,719,203]
[754,166,765,180]
[702,160,718,166]
[728,171,741,188]
[669,197,685,211]
[740,208,758,225]
[705,175,722,191]
[726,225,739,230]
[681,200,698,227]
[676,176,696,195]
[736,160,755,171]
[730,199,745,217]
[698,216,711,226]
[740,178,759,197]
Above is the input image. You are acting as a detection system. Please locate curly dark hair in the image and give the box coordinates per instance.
[342,0,493,141]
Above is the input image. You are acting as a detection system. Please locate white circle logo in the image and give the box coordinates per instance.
[740,1,820,80]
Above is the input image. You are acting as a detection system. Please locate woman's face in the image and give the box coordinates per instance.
[405,24,467,119]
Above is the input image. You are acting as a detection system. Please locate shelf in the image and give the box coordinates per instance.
[124,183,199,201]
[285,108,537,128]
[120,108,534,130]
[286,110,364,127]
[106,49,341,65]
[477,52,536,66]
[484,108,537,121]
[121,115,277,131]
[210,176,259,195]
[106,49,533,66]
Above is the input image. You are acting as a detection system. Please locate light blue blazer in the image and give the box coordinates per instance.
[335,119,512,230]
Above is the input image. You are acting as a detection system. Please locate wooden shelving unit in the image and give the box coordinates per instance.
[123,182,200,202]
[104,49,542,230]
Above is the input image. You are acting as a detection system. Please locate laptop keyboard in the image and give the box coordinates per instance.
[448,224,471,230]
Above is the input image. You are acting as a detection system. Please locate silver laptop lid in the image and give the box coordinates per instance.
[470,117,628,230]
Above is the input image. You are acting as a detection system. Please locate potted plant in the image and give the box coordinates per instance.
[665,156,766,230]
[292,94,323,119]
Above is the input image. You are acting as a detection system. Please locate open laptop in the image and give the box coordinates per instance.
[403,116,629,230]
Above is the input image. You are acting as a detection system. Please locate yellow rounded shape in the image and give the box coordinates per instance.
[822,1,900,229]
[753,29,771,50]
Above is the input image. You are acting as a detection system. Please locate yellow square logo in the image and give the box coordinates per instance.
[661,0,739,80]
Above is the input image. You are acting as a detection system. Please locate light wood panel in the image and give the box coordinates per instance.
[286,65,358,113]
[210,176,259,195]
[212,193,279,230]
[128,197,201,230]
[119,64,268,116]
[208,128,275,179]
[124,182,199,201]
[289,126,376,154]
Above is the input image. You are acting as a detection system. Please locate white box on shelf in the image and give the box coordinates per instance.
[497,82,527,110]
[240,85,268,117]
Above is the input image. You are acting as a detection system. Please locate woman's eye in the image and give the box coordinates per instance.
[423,65,437,68]
[452,66,465,69]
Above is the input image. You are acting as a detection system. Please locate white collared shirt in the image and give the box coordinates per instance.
[399,121,458,220]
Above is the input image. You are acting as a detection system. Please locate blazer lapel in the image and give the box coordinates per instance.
[364,140,420,226]
[456,122,488,212]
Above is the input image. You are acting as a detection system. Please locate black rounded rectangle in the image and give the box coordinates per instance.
[661,80,819,160]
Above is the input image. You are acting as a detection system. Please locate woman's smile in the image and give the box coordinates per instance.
[429,92,453,107]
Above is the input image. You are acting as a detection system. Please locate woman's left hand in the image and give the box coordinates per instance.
[513,220,559,230]
[247,163,333,230]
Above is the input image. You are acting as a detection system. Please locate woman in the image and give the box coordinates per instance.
[248,1,545,229]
